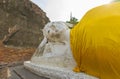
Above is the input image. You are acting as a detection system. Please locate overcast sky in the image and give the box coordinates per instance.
[30,0,112,21]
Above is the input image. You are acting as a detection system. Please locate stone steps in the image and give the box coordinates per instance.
[8,65,49,79]
[9,67,21,79]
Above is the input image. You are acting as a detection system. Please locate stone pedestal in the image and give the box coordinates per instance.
[24,61,98,79]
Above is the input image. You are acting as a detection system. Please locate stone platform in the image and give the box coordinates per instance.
[24,61,99,79]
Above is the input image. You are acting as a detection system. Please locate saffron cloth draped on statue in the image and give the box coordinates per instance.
[70,2,120,79]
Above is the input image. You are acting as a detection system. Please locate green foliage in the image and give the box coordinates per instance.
[66,17,78,25]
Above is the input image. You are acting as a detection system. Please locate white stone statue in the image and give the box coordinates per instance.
[31,21,76,69]
[25,21,98,79]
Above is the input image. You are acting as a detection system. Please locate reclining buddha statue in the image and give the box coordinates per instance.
[24,2,120,79]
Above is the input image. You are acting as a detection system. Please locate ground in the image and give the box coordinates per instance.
[0,40,36,79]
[0,41,35,63]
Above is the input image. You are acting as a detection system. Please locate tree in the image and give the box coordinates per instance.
[66,17,78,25]
[66,12,78,25]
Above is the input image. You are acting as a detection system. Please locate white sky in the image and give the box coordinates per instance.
[31,0,113,21]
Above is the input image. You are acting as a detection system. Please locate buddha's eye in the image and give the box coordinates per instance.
[48,30,50,33]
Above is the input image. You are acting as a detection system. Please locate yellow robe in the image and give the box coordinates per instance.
[70,2,120,79]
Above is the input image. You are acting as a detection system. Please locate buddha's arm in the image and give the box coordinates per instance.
[32,37,48,57]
